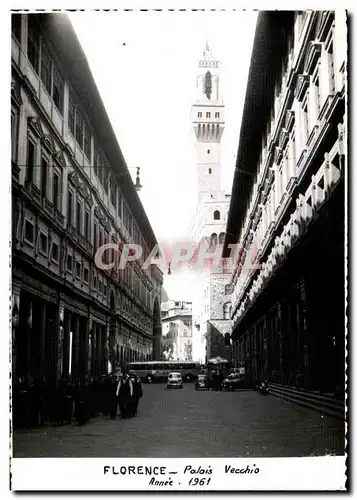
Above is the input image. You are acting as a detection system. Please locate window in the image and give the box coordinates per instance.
[210,233,217,246]
[75,261,81,278]
[84,267,89,283]
[215,112,220,118]
[76,199,82,233]
[204,71,212,99]
[198,111,202,118]
[52,242,59,262]
[41,44,52,95]
[39,232,48,255]
[75,111,84,148]
[11,110,18,163]
[207,149,210,154]
[103,164,109,194]
[219,232,225,244]
[52,172,60,210]
[67,190,73,226]
[208,168,212,174]
[83,122,91,160]
[24,220,34,244]
[93,220,98,251]
[110,176,117,208]
[93,276,97,289]
[99,279,103,293]
[312,65,321,118]
[66,254,73,272]
[206,112,211,118]
[52,66,64,114]
[223,302,232,320]
[41,155,49,197]
[26,136,36,184]
[84,210,90,240]
[68,95,76,136]
[326,31,335,94]
[302,94,309,142]
[11,14,21,42]
[27,16,40,73]
[104,284,107,297]
[213,210,220,220]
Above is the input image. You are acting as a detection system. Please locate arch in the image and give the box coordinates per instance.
[214,210,220,220]
[204,71,212,99]
[223,302,232,320]
[210,233,218,247]
[219,232,225,244]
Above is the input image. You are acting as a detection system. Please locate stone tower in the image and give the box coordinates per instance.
[189,43,232,364]
[191,42,225,203]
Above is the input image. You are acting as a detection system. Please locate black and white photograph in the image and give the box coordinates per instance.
[9,6,347,491]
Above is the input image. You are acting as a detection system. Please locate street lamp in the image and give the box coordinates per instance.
[134,167,142,192]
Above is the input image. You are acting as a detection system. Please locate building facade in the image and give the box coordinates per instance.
[189,44,232,363]
[161,300,193,361]
[11,13,163,387]
[224,11,346,395]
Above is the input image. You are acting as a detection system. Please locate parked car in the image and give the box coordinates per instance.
[167,372,183,389]
[222,373,246,391]
[195,374,209,390]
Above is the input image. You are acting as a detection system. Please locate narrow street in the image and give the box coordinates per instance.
[13,384,344,458]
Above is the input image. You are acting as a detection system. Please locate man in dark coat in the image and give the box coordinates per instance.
[128,373,143,417]
[116,373,133,419]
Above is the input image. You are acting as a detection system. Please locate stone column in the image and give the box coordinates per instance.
[88,314,93,377]
[63,310,71,380]
[11,285,21,378]
[91,321,97,377]
[103,323,109,375]
[277,302,283,384]
[56,303,65,383]
[73,314,80,380]
[39,301,47,381]
[96,323,102,377]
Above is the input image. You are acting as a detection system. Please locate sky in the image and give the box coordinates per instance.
[69,10,258,300]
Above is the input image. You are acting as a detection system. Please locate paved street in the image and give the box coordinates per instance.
[13,384,345,458]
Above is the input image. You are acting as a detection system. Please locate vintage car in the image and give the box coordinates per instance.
[222,373,246,391]
[167,372,183,389]
[195,374,209,390]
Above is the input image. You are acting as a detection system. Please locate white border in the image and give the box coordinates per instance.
[12,457,346,491]
[3,1,352,497]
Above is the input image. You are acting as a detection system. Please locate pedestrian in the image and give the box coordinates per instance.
[74,379,90,426]
[116,373,133,419]
[129,373,143,417]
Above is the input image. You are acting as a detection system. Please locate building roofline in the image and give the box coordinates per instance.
[224,11,295,255]
[41,13,159,249]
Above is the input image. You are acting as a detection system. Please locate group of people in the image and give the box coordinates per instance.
[12,371,143,428]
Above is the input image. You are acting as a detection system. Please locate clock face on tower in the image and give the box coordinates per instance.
[204,71,212,100]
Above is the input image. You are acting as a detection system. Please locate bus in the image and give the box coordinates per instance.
[127,361,201,383]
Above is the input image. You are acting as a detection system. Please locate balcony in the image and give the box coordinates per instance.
[54,208,65,228]
[43,197,54,217]
[67,225,78,240]
[24,181,41,206]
